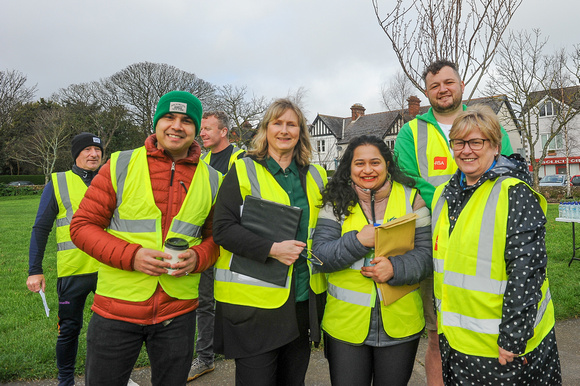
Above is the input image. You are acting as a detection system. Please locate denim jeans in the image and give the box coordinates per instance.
[56,273,98,386]
[195,268,215,365]
[85,311,196,386]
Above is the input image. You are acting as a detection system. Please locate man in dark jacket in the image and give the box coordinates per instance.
[27,132,104,386]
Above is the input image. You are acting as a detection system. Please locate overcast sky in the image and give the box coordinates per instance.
[1,0,578,122]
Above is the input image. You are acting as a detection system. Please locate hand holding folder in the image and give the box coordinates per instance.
[374,213,419,306]
[229,195,303,286]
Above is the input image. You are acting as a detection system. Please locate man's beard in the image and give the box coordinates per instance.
[431,93,462,114]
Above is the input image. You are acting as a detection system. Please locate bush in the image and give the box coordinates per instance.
[0,175,45,185]
[537,186,580,202]
[0,184,43,197]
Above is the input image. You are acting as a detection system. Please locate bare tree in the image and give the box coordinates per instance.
[380,71,414,113]
[286,86,309,116]
[486,29,580,188]
[11,108,72,182]
[108,62,217,136]
[372,0,522,99]
[0,70,37,129]
[54,81,135,153]
[215,84,270,148]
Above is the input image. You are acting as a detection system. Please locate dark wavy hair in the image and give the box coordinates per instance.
[321,135,415,219]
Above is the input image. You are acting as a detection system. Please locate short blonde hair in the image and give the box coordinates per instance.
[450,104,502,152]
[247,99,312,167]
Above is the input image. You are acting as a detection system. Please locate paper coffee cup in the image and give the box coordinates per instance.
[164,237,189,274]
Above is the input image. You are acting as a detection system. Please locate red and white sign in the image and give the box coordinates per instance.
[535,157,580,165]
[433,157,447,170]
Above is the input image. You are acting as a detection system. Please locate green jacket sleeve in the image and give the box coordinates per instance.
[499,125,513,156]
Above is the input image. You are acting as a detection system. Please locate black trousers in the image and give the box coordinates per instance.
[56,273,98,386]
[86,311,196,386]
[325,333,420,386]
[234,301,310,386]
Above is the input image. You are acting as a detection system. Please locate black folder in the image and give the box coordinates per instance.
[230,195,303,286]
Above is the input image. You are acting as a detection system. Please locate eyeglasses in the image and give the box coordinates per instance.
[301,248,323,266]
[449,138,489,151]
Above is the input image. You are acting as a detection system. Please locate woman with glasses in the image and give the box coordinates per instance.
[311,135,432,385]
[432,104,561,384]
[212,99,327,385]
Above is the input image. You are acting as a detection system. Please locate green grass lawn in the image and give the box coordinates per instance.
[1,197,579,382]
[0,196,149,382]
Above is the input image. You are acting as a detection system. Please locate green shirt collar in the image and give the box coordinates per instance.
[266,156,299,177]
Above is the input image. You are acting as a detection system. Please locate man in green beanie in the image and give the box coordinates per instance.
[70,91,222,385]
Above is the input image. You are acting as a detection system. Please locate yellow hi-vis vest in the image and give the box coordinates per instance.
[214,157,327,309]
[431,176,554,358]
[322,182,425,343]
[97,146,221,302]
[410,119,457,187]
[202,146,244,171]
[52,171,100,277]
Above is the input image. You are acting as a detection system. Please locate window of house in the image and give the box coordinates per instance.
[539,100,558,117]
[317,140,326,153]
[541,133,564,150]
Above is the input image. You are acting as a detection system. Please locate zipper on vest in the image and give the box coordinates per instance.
[370,190,376,224]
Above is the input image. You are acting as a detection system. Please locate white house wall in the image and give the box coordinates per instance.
[532,105,580,178]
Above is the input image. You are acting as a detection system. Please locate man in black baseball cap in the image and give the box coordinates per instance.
[27,132,104,386]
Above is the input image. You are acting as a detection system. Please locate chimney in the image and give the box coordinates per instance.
[407,96,421,118]
[350,103,366,121]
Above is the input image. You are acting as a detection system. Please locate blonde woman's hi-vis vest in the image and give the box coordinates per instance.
[97,147,221,302]
[322,182,425,343]
[431,176,554,358]
[202,147,244,170]
[410,119,457,187]
[52,171,100,277]
[214,158,327,309]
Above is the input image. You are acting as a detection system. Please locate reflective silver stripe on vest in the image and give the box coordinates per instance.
[442,311,500,334]
[242,158,261,197]
[171,220,202,238]
[207,164,220,201]
[535,288,551,328]
[55,172,79,251]
[403,185,413,213]
[308,165,325,194]
[214,267,289,288]
[55,172,73,227]
[416,120,453,187]
[328,282,372,307]
[57,240,77,251]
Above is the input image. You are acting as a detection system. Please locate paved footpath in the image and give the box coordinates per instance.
[4,318,580,385]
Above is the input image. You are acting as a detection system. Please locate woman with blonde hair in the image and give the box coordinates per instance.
[212,98,327,385]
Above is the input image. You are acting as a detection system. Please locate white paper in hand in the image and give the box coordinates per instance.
[39,289,50,317]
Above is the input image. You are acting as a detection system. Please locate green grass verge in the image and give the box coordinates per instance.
[1,197,579,382]
[0,196,149,382]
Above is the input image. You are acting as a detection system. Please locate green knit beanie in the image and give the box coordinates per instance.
[152,91,203,135]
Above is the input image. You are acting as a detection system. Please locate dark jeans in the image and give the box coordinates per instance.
[56,273,98,386]
[85,311,196,386]
[325,333,420,386]
[234,301,310,386]
[195,268,215,365]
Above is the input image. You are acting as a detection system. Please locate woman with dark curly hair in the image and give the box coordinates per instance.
[312,135,432,385]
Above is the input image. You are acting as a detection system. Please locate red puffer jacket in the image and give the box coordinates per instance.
[70,134,219,324]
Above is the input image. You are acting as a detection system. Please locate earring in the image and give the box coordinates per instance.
[387,172,392,181]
